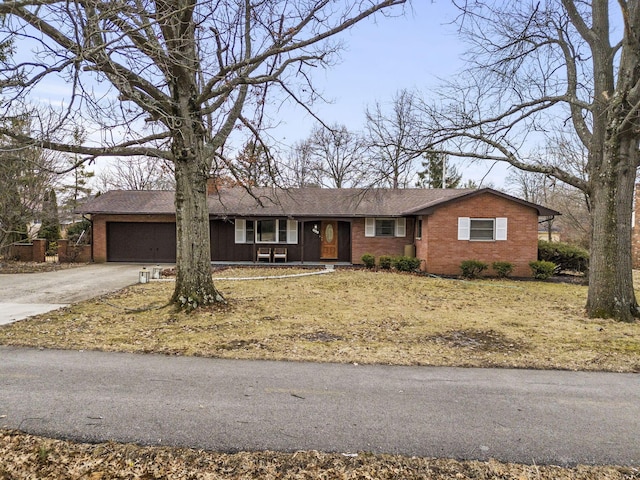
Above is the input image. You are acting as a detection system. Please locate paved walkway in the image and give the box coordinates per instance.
[1,346,638,466]
[0,264,142,324]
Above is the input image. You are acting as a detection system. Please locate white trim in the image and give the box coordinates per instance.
[286,220,298,244]
[395,218,406,237]
[415,216,423,240]
[365,217,375,237]
[496,217,508,241]
[458,217,470,240]
[235,219,246,244]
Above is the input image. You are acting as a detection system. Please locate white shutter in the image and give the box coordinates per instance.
[395,218,406,237]
[496,217,508,241]
[365,218,375,237]
[235,219,246,244]
[458,217,470,240]
[286,220,298,244]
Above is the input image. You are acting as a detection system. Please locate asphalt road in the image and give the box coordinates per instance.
[1,346,638,466]
[0,264,143,324]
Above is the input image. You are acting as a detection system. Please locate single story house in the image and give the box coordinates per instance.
[78,184,558,277]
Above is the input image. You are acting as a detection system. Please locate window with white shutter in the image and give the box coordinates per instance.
[234,219,246,244]
[365,218,375,237]
[286,220,298,244]
[458,217,470,240]
[495,218,508,241]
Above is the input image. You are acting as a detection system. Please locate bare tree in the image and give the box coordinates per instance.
[96,157,175,192]
[422,1,640,322]
[307,123,367,188]
[0,0,406,309]
[228,140,277,188]
[282,139,320,188]
[364,89,424,188]
[0,118,60,253]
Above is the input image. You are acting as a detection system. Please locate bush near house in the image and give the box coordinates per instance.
[530,260,558,279]
[491,261,513,278]
[393,256,421,272]
[379,255,394,270]
[361,253,375,269]
[460,260,489,279]
[538,240,589,273]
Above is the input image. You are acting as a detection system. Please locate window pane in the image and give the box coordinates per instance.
[278,219,287,243]
[257,219,276,242]
[470,219,494,240]
[246,221,255,244]
[375,219,395,237]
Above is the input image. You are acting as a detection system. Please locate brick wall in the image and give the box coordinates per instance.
[92,214,176,262]
[419,193,539,277]
[7,239,46,262]
[351,217,416,264]
[57,239,92,263]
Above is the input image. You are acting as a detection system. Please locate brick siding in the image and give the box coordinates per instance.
[418,193,539,277]
[351,217,416,264]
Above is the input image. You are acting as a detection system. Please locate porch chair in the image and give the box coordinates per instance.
[256,247,271,262]
[273,247,288,263]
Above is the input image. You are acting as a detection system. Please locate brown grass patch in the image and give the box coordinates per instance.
[0,261,86,274]
[2,429,638,479]
[1,269,638,372]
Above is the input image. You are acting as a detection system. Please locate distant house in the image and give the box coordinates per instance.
[77,184,558,277]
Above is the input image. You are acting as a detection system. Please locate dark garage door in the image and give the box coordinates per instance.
[107,222,176,262]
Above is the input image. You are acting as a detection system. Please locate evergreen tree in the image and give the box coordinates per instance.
[39,189,61,243]
[415,153,462,189]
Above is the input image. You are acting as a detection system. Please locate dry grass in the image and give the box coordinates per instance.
[2,429,638,480]
[0,268,638,372]
[0,260,86,274]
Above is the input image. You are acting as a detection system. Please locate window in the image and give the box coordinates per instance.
[235,219,298,244]
[375,219,395,237]
[256,219,276,242]
[416,217,423,240]
[364,218,406,238]
[457,217,507,241]
[470,219,495,240]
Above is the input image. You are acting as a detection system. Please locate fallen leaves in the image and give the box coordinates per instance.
[1,430,638,479]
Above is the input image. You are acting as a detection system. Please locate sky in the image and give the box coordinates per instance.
[21,0,514,190]
[266,1,513,189]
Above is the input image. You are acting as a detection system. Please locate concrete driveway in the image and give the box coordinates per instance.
[0,264,145,325]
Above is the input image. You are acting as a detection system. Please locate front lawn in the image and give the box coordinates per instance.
[1,268,638,372]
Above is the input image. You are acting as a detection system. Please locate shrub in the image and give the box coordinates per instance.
[66,219,92,245]
[538,240,589,273]
[46,241,58,256]
[529,260,557,280]
[361,253,375,269]
[394,256,421,272]
[378,255,394,270]
[460,259,489,279]
[492,261,513,278]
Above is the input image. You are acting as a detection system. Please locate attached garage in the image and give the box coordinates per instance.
[107,222,176,262]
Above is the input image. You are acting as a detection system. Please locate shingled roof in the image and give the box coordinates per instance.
[77,187,559,218]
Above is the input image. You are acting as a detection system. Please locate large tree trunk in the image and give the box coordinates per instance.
[586,136,639,322]
[171,148,224,310]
